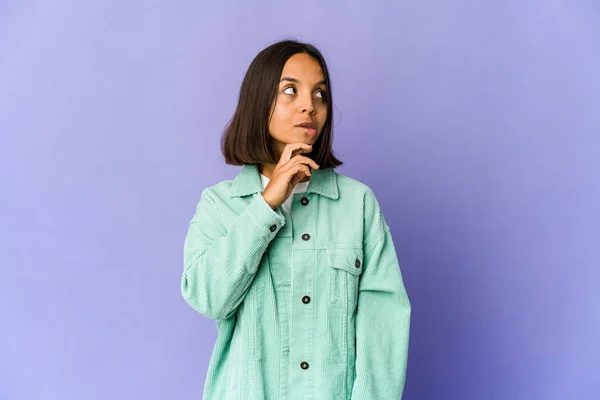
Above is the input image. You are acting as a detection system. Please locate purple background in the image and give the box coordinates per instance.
[1,1,599,399]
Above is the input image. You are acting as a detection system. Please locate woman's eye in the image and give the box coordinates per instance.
[283,87,296,95]
[316,90,324,98]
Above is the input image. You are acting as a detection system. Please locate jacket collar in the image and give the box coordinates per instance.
[230,164,339,200]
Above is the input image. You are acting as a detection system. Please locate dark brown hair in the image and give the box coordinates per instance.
[221,39,343,169]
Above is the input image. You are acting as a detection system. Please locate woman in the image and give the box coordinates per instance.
[182,39,411,399]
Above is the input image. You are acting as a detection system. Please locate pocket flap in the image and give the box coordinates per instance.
[327,247,363,275]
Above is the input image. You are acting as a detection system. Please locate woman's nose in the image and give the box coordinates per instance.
[301,95,315,114]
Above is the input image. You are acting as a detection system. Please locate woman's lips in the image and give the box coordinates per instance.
[298,126,317,135]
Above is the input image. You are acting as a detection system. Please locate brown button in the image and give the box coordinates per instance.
[300,361,309,370]
[302,233,310,241]
[300,197,309,206]
[355,259,361,268]
[302,295,311,304]
[270,224,277,232]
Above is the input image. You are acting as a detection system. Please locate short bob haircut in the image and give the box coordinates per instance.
[221,39,343,169]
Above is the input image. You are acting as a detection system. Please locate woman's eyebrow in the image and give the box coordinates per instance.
[280,77,327,87]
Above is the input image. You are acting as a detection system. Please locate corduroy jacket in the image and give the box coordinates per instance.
[182,163,411,399]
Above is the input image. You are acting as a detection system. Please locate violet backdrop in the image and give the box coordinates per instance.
[1,1,599,399]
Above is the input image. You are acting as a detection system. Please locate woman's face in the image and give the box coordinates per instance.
[268,53,328,156]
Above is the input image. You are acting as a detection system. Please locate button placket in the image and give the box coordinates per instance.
[293,197,314,378]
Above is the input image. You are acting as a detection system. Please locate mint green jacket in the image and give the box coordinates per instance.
[182,164,411,399]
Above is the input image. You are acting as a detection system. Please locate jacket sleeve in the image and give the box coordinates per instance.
[351,189,411,399]
[181,189,286,320]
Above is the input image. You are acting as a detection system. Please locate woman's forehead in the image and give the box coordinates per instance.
[280,54,325,84]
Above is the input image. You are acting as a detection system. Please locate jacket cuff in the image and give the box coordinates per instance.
[246,194,286,242]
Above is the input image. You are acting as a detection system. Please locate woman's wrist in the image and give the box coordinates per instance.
[262,194,277,210]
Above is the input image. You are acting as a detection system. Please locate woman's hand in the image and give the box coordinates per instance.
[262,142,320,209]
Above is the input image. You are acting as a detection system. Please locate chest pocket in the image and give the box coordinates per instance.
[327,247,363,311]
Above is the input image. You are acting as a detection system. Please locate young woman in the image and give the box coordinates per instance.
[182,39,411,399]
